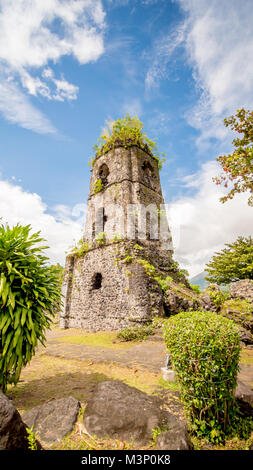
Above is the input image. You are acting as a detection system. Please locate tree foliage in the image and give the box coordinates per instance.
[91,114,166,170]
[0,224,62,392]
[49,263,64,289]
[213,108,253,205]
[205,236,253,284]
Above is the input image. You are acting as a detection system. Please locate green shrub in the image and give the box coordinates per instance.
[95,232,106,245]
[205,284,229,309]
[190,284,202,294]
[70,239,90,257]
[93,178,104,194]
[136,259,156,276]
[122,255,134,264]
[91,114,166,170]
[117,324,156,342]
[155,275,174,292]
[0,224,62,392]
[155,278,169,292]
[26,426,39,450]
[133,243,143,251]
[163,311,241,443]
[112,233,123,243]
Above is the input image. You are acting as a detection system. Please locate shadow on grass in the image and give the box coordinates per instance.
[8,370,110,412]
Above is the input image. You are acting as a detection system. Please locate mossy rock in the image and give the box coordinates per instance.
[221,299,253,334]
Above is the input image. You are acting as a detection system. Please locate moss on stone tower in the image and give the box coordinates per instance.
[61,119,188,330]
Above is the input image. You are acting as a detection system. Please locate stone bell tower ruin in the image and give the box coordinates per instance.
[61,143,184,331]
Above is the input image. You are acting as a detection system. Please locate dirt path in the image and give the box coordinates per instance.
[39,329,167,372]
[40,327,253,387]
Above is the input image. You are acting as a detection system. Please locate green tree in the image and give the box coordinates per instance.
[0,224,62,392]
[205,236,253,284]
[213,108,253,205]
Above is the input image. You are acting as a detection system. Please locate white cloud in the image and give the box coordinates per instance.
[176,0,253,146]
[0,176,84,265]
[145,23,186,91]
[0,79,56,134]
[0,0,105,133]
[0,0,105,69]
[167,161,253,277]
[1,165,252,278]
[20,68,79,102]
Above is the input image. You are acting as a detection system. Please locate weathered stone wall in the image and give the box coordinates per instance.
[61,145,176,331]
[61,241,170,331]
[84,146,171,247]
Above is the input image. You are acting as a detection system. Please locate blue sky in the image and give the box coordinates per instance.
[0,0,253,276]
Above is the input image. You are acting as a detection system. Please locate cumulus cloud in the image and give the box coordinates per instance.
[176,0,253,146]
[0,176,84,265]
[166,161,253,277]
[0,0,105,133]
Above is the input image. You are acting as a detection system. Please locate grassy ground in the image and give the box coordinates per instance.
[240,348,253,364]
[8,353,179,450]
[6,327,253,451]
[52,330,143,349]
[8,354,175,413]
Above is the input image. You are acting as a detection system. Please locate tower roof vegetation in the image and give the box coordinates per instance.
[90,114,166,170]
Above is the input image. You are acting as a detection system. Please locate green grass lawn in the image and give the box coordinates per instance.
[52,330,142,349]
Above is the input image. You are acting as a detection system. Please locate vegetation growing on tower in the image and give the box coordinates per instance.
[90,114,166,170]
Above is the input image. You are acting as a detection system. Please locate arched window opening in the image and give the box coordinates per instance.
[98,164,109,186]
[91,272,102,290]
[142,161,154,186]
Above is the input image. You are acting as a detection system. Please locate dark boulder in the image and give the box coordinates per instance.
[22,396,80,446]
[84,380,191,446]
[0,391,29,450]
[156,418,193,450]
[235,380,253,407]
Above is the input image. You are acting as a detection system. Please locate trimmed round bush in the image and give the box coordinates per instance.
[163,311,241,443]
[0,224,62,392]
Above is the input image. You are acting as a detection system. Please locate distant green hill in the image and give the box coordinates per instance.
[189,272,209,291]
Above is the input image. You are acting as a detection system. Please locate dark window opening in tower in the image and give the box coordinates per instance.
[92,222,95,239]
[142,161,154,187]
[91,272,102,290]
[102,208,107,231]
[98,163,109,186]
[146,212,151,240]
